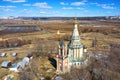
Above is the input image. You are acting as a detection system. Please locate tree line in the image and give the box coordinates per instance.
[0,39,31,48]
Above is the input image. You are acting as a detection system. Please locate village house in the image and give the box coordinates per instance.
[0,52,6,57]
[1,61,11,68]
[9,53,33,72]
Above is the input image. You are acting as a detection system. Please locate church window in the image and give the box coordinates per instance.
[60,64,62,71]
[74,63,76,66]
[60,49,63,56]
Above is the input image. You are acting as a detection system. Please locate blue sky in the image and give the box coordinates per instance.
[0,0,120,17]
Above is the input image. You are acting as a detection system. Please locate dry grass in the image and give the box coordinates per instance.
[0,19,120,79]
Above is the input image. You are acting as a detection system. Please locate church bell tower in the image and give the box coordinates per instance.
[56,39,69,73]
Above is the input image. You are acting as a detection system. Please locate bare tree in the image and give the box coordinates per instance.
[33,39,58,57]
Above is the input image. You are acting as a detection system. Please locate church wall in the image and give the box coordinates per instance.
[84,48,87,53]
[68,49,73,57]
[78,48,80,58]
[73,49,75,58]
[80,47,83,58]
[68,48,84,59]
[57,52,69,73]
[57,58,62,71]
[77,49,79,58]
[63,58,69,72]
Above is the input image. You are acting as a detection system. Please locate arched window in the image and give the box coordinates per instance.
[60,64,62,71]
[60,49,63,56]
[74,63,76,66]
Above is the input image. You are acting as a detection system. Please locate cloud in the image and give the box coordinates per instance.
[91,3,116,9]
[53,11,59,14]
[0,6,15,11]
[39,11,59,15]
[101,4,115,9]
[23,4,31,6]
[62,7,73,10]
[106,11,112,14]
[23,9,28,11]
[62,7,88,11]
[71,2,85,6]
[40,11,46,14]
[76,7,85,10]
[76,7,88,12]
[3,0,26,3]
[71,0,87,6]
[19,9,32,14]
[33,2,52,9]
[0,6,15,8]
[60,2,68,5]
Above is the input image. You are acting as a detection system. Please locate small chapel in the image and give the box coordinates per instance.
[56,18,88,73]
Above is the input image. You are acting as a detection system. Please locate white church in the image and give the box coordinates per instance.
[56,18,88,73]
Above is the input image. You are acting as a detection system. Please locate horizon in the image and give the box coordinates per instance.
[0,0,120,17]
[1,15,120,19]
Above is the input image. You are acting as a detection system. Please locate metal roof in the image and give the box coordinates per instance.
[1,61,11,67]
[11,52,17,56]
[0,53,6,57]
[60,39,65,48]
[68,23,82,49]
[17,61,26,69]
[22,57,29,64]
[17,57,30,69]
